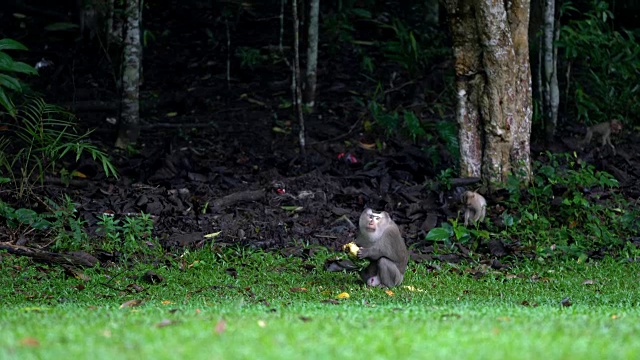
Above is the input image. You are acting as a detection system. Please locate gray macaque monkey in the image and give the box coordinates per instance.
[581,119,623,155]
[462,191,486,226]
[355,209,409,288]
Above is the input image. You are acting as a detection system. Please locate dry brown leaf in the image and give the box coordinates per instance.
[290,287,307,293]
[19,337,40,347]
[358,141,376,150]
[71,170,87,179]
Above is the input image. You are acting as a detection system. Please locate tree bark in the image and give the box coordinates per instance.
[303,0,320,110]
[292,0,306,155]
[115,0,142,149]
[444,0,532,186]
[541,0,559,140]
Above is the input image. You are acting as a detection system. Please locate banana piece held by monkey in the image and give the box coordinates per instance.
[342,242,360,258]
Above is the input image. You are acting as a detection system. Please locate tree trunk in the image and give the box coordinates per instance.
[292,0,306,155]
[541,0,559,140]
[303,0,320,110]
[115,0,142,149]
[444,0,532,187]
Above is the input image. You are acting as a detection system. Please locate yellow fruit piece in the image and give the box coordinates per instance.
[336,292,350,299]
[342,242,360,258]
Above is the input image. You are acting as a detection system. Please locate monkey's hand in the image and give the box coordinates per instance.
[357,247,369,259]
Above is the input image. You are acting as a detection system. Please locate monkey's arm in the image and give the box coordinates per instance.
[357,246,383,260]
[357,243,405,263]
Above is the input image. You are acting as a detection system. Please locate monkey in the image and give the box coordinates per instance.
[355,209,409,288]
[581,119,623,155]
[462,191,486,226]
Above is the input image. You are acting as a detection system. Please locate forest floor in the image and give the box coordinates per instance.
[1,1,640,265]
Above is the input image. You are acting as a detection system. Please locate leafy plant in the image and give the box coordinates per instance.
[321,7,372,54]
[0,97,118,198]
[0,38,38,116]
[0,199,51,230]
[558,0,640,124]
[235,47,265,70]
[378,18,449,78]
[49,195,88,251]
[96,212,160,260]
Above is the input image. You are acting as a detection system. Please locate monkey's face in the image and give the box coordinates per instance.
[360,209,386,239]
[462,191,474,205]
[365,212,381,232]
[612,120,623,133]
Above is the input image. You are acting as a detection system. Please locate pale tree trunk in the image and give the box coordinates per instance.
[115,0,142,149]
[444,0,532,186]
[541,0,559,139]
[292,0,306,154]
[303,0,320,110]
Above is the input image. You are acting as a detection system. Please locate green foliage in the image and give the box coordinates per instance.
[0,97,118,199]
[513,152,632,258]
[426,152,639,260]
[96,212,161,260]
[321,6,371,54]
[0,199,51,230]
[558,1,640,123]
[435,168,454,190]
[49,195,89,251]
[235,46,265,70]
[0,38,38,116]
[356,86,459,167]
[379,18,449,78]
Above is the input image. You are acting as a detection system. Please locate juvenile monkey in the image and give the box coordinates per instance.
[355,209,409,288]
[462,191,486,226]
[581,119,623,155]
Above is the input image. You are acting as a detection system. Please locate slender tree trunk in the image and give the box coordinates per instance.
[292,0,306,155]
[444,0,532,186]
[542,0,559,140]
[303,0,320,110]
[115,0,142,149]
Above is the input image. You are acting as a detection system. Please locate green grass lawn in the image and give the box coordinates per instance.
[1,249,639,359]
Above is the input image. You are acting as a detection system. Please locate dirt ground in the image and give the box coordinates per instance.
[2,1,640,265]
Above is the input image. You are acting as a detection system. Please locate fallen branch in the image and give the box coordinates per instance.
[211,189,266,210]
[0,243,98,267]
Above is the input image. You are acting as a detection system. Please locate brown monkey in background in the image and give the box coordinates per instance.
[355,209,408,288]
[581,119,623,155]
[462,191,486,226]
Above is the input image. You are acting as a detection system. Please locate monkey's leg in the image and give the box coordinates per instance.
[377,257,404,287]
[605,137,616,155]
[359,262,381,287]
